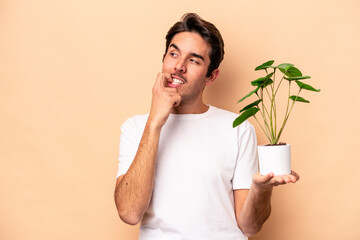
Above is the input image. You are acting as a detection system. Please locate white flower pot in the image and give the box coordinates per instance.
[258,144,291,175]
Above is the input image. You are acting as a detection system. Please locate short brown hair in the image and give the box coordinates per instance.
[164,13,225,77]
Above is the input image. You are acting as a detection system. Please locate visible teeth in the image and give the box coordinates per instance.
[172,78,184,84]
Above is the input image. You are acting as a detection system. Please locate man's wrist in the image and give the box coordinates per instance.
[251,183,273,197]
[146,117,164,132]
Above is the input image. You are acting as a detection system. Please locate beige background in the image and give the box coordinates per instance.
[1,0,359,239]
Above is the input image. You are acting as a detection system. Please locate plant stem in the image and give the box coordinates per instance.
[275,75,285,95]
[272,69,277,141]
[269,69,276,142]
[256,88,270,119]
[254,115,272,143]
[260,88,272,139]
[273,96,277,138]
[275,86,302,143]
[265,88,272,100]
[261,97,271,119]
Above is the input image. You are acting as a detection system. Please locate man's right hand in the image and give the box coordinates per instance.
[148,73,181,128]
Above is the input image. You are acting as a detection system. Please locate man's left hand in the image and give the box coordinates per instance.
[252,170,300,192]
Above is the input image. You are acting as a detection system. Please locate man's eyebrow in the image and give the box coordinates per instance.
[190,52,204,61]
[169,43,205,61]
[170,43,180,51]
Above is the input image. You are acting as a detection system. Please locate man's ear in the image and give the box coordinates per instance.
[206,69,220,86]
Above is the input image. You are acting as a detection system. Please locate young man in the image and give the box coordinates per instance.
[114,13,299,239]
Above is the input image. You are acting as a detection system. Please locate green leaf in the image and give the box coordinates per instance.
[255,60,275,71]
[284,76,311,81]
[289,95,310,103]
[251,77,266,87]
[237,86,261,103]
[233,107,260,127]
[262,78,273,88]
[251,72,274,87]
[296,81,320,92]
[276,63,294,71]
[240,99,262,113]
[280,66,302,77]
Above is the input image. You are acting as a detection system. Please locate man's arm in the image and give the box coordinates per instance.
[114,73,181,225]
[234,171,300,237]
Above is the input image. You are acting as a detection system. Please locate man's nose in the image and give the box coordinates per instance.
[175,58,186,73]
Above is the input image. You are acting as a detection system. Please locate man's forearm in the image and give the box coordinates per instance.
[114,121,161,225]
[236,171,300,237]
[114,72,181,225]
[237,184,273,237]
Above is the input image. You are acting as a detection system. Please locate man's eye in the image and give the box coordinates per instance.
[190,59,199,64]
[170,52,178,57]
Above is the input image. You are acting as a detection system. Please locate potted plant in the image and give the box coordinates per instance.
[233,60,320,175]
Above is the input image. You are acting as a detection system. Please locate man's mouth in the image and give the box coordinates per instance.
[172,77,185,84]
[168,75,186,87]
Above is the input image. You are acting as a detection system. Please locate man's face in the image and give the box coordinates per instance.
[162,31,215,105]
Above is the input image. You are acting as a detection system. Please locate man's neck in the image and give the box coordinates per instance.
[171,102,209,114]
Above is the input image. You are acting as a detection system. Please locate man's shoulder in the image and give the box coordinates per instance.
[210,105,239,118]
[127,113,149,122]
[209,105,254,131]
[209,105,243,123]
[121,113,149,130]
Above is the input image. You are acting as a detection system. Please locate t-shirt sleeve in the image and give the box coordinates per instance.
[116,117,141,179]
[232,121,259,189]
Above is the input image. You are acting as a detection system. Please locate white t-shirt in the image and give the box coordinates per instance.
[117,105,258,240]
